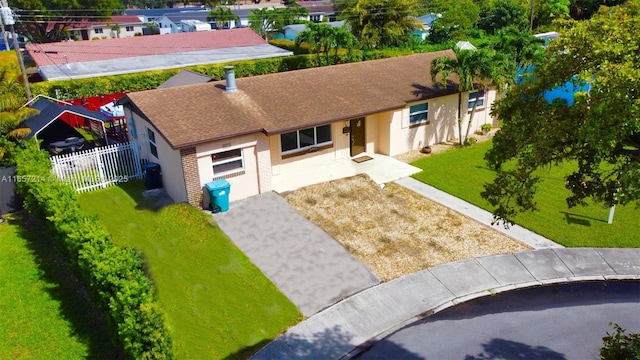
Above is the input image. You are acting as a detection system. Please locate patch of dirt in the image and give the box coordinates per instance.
[285,174,529,282]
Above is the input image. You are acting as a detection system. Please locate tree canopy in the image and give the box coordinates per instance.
[339,0,422,48]
[295,23,357,64]
[207,7,240,28]
[482,2,640,224]
[12,0,122,43]
[249,6,308,39]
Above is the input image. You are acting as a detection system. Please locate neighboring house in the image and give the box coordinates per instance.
[298,2,337,23]
[125,6,205,23]
[455,41,477,51]
[26,28,292,80]
[155,9,254,34]
[119,50,497,207]
[180,19,212,32]
[67,15,145,40]
[413,13,440,39]
[278,20,345,40]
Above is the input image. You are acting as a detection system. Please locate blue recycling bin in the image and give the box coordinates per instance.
[205,179,231,212]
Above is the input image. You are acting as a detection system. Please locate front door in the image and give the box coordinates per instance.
[350,117,365,157]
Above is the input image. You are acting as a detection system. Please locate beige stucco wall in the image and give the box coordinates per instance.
[127,110,187,203]
[195,134,263,204]
[270,122,351,176]
[464,88,497,133]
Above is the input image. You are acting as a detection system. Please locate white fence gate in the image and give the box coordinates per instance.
[50,141,143,193]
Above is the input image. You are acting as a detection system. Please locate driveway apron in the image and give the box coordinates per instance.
[213,192,380,317]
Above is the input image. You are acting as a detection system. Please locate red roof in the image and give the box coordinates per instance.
[26,28,266,66]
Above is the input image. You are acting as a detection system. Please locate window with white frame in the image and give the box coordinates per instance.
[147,128,158,158]
[211,148,243,176]
[468,90,485,110]
[125,26,134,31]
[280,124,332,154]
[409,102,429,125]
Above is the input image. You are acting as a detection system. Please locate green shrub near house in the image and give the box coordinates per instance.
[14,142,174,359]
[78,181,301,359]
[411,141,639,248]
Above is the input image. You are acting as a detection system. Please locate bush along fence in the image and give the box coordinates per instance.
[15,142,173,359]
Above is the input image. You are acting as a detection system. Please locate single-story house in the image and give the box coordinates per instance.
[119,50,497,207]
[413,13,440,39]
[277,20,345,40]
[125,6,205,23]
[298,2,337,23]
[67,15,145,40]
[26,28,292,80]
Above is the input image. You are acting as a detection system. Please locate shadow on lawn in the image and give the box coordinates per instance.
[562,211,607,226]
[116,180,175,212]
[8,213,124,359]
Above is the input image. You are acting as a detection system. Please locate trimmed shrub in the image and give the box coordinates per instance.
[15,141,174,359]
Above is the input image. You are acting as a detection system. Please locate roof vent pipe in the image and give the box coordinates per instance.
[224,66,237,93]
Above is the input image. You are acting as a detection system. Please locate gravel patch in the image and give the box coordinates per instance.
[285,174,530,282]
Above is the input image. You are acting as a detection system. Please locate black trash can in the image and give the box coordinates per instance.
[143,162,162,190]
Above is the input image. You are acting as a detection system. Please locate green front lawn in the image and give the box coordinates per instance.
[411,141,639,248]
[0,216,119,359]
[78,182,301,359]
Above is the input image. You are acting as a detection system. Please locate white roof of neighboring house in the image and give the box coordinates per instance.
[455,41,477,51]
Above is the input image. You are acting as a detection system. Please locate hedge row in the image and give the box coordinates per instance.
[29,49,417,100]
[15,142,173,359]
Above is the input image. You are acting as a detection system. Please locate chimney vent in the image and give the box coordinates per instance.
[224,66,237,93]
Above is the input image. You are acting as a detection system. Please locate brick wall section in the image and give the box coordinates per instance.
[256,134,272,193]
[180,147,202,208]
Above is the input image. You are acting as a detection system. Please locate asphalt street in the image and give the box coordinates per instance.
[357,281,640,360]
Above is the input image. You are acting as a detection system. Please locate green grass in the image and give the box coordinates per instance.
[411,141,639,248]
[0,215,120,359]
[78,182,301,359]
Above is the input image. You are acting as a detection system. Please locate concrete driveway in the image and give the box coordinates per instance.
[213,192,380,317]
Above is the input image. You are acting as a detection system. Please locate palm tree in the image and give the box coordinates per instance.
[296,24,357,65]
[249,8,276,39]
[0,68,35,164]
[431,47,501,145]
[207,8,240,29]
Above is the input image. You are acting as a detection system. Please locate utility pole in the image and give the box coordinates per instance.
[1,0,32,101]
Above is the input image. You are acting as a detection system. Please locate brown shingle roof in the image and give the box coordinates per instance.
[123,50,459,149]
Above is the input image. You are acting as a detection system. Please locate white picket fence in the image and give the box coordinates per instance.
[50,141,144,193]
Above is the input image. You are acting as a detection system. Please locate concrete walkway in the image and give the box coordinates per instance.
[395,177,563,249]
[252,248,640,359]
[213,192,380,317]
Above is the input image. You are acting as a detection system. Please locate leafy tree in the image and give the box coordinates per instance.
[478,0,529,33]
[600,323,640,360]
[0,59,36,166]
[339,0,423,48]
[249,7,308,39]
[12,0,123,43]
[482,3,640,225]
[531,0,571,29]
[207,7,240,28]
[431,47,501,146]
[569,0,625,19]
[433,0,480,38]
[295,23,357,64]
[492,26,544,77]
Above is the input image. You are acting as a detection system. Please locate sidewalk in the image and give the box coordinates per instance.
[251,248,640,359]
[394,177,563,250]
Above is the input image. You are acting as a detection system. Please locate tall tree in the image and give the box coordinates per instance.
[296,23,357,64]
[492,26,545,78]
[431,47,500,145]
[0,57,35,166]
[12,0,123,43]
[249,8,277,38]
[478,0,529,34]
[339,0,423,48]
[207,7,240,28]
[482,2,640,225]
